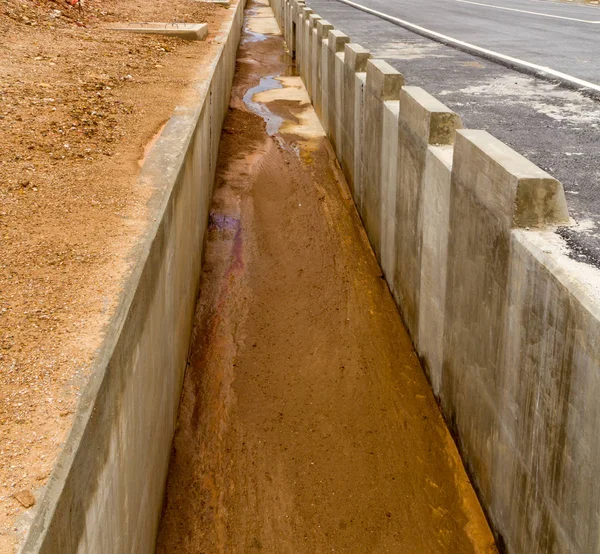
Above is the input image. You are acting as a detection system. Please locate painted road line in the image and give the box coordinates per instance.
[455,0,600,23]
[526,0,600,8]
[332,0,600,97]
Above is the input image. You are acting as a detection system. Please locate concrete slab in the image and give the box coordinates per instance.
[107,22,209,41]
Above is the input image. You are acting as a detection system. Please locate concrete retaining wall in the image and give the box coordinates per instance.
[271,0,600,552]
[18,2,246,553]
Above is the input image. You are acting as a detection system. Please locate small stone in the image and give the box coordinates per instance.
[14,490,35,508]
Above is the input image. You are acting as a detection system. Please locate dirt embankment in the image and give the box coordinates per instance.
[0,0,232,549]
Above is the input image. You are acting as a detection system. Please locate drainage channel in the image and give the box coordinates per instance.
[154,0,497,552]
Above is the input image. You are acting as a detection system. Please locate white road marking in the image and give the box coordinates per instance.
[523,0,600,9]
[455,0,600,23]
[332,0,600,95]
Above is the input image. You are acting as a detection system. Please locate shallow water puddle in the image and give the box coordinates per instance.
[239,0,322,147]
[243,72,325,150]
[244,0,281,39]
[242,76,285,135]
[252,76,326,151]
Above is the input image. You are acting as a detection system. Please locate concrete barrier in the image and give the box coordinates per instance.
[362,59,403,260]
[107,22,209,41]
[271,1,600,553]
[393,87,461,343]
[18,2,246,553]
[325,30,350,149]
[313,20,333,118]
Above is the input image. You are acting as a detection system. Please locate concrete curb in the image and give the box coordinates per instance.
[271,0,600,552]
[107,22,209,40]
[17,2,246,553]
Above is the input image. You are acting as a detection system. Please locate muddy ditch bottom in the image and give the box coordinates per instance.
[154,0,497,552]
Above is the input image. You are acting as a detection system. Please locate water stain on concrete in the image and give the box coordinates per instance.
[243,76,285,135]
[245,0,282,37]
[252,75,326,150]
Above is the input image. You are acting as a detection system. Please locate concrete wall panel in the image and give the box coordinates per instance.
[417,145,453,395]
[442,130,572,553]
[498,230,600,554]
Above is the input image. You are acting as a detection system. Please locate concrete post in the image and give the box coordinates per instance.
[307,14,322,96]
[298,7,313,83]
[380,100,400,288]
[291,1,304,59]
[333,47,346,162]
[301,9,314,87]
[289,1,295,57]
[341,43,370,200]
[314,20,334,117]
[326,30,350,151]
[361,59,404,260]
[416,144,453,395]
[320,36,330,134]
[393,86,462,342]
[372,86,461,393]
[285,0,293,49]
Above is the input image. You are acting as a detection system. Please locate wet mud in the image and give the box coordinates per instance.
[155,1,497,552]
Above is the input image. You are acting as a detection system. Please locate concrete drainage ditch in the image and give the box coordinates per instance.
[13,0,600,551]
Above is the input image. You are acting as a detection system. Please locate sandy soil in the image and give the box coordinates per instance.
[0,0,233,550]
[155,2,498,552]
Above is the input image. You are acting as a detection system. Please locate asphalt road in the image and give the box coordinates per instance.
[306,0,600,266]
[333,0,600,84]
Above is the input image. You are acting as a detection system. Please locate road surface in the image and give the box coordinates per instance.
[307,0,600,266]
[330,0,600,85]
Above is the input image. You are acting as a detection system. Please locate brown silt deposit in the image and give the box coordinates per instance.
[156,1,498,553]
